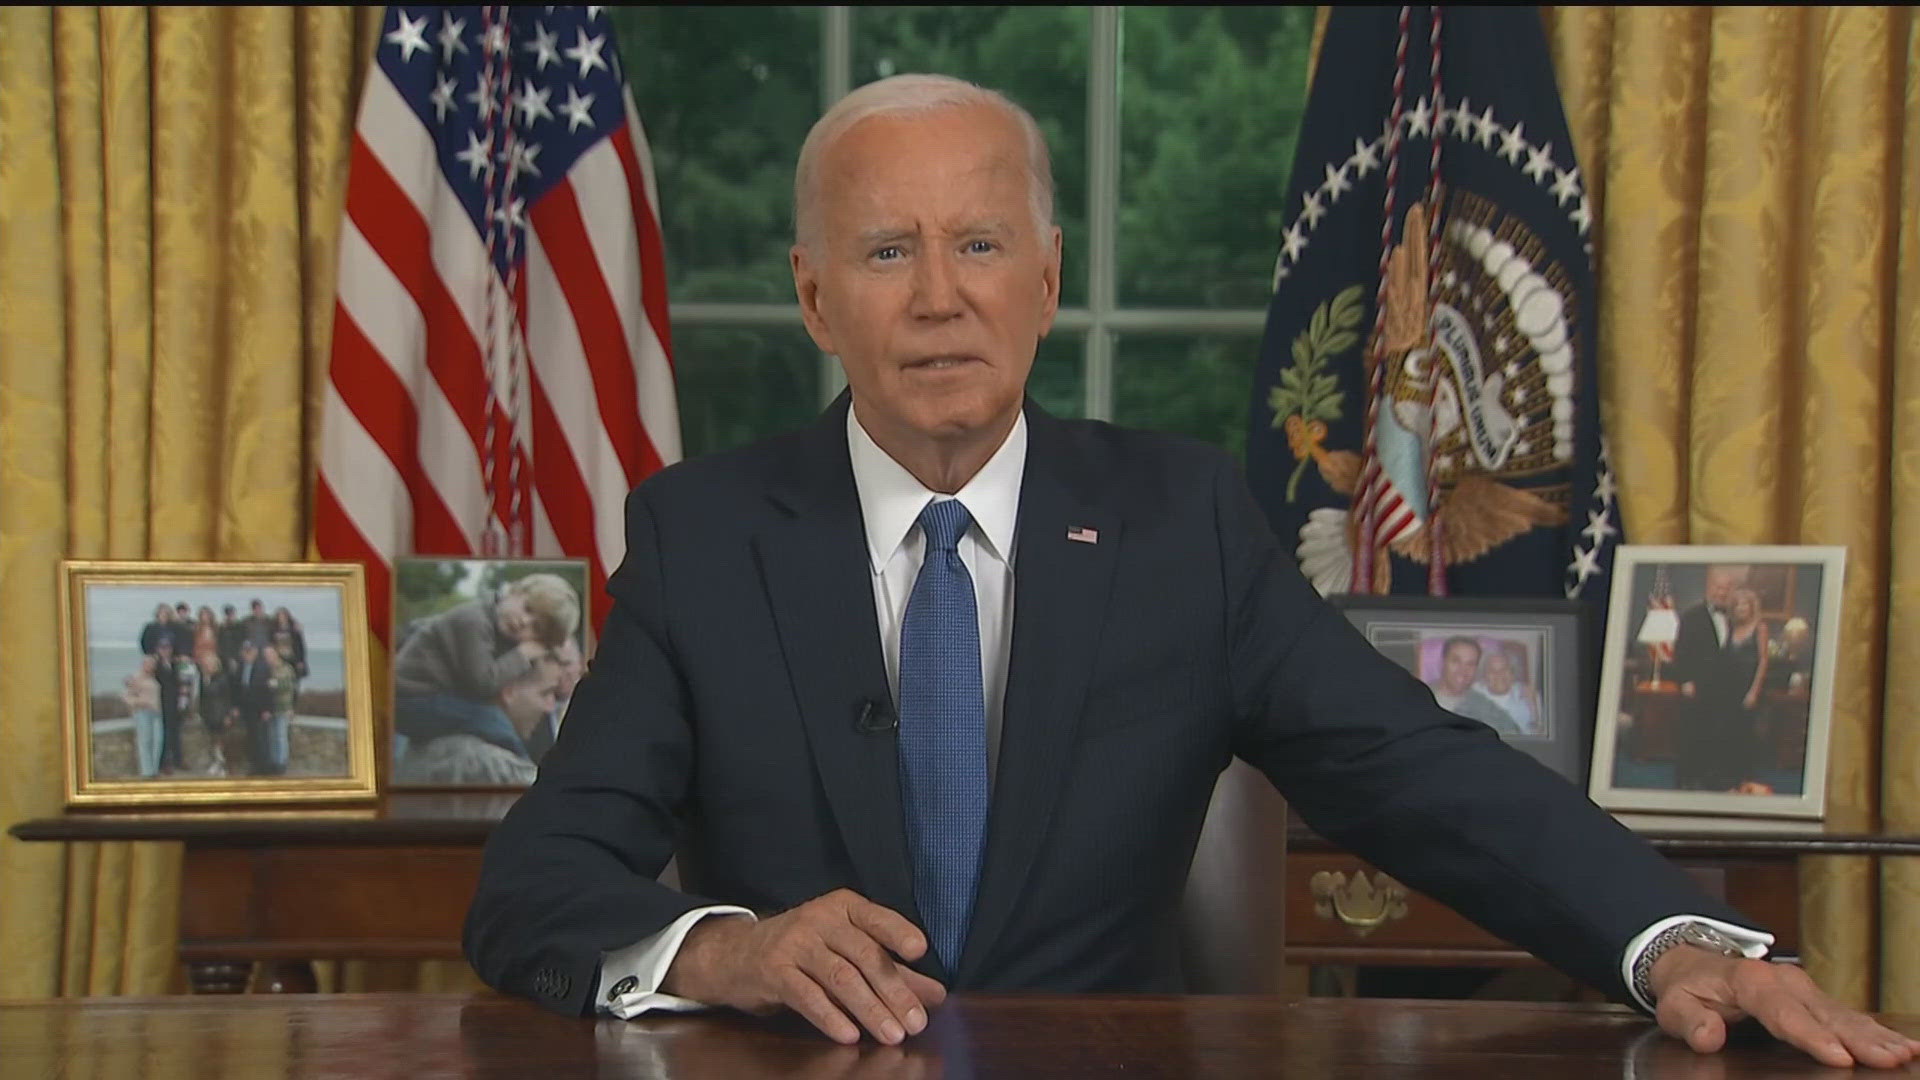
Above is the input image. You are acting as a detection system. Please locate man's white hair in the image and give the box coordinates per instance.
[793,73,1055,250]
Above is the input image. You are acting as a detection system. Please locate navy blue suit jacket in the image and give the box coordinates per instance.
[464,397,1748,1016]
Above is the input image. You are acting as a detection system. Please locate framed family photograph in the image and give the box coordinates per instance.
[1332,595,1592,784]
[1589,545,1845,825]
[389,556,590,790]
[59,561,377,808]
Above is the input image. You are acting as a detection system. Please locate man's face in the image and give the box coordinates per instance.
[251,601,265,617]
[1441,642,1480,695]
[240,643,257,665]
[223,606,237,622]
[501,665,561,734]
[1704,567,1744,610]
[553,641,584,698]
[792,104,1062,451]
[1483,652,1514,695]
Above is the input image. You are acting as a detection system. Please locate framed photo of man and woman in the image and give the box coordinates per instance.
[388,556,590,790]
[58,561,377,808]
[1331,595,1593,784]
[1589,545,1845,827]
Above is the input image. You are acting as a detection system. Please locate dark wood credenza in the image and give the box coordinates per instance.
[11,795,1919,994]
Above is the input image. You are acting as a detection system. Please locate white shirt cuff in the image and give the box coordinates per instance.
[596,905,756,1018]
[1620,914,1774,1013]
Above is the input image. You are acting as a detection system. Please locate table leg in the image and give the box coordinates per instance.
[257,961,319,993]
[187,962,254,994]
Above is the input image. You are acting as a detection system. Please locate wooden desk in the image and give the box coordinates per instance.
[0,993,1911,1078]
[12,799,1920,996]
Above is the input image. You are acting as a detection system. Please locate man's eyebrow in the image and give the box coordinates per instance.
[857,227,918,245]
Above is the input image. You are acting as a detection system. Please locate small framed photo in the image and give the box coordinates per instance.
[1332,595,1593,783]
[389,556,590,790]
[59,561,378,808]
[1589,545,1845,824]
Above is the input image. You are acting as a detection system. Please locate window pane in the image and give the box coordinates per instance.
[675,326,824,458]
[611,7,819,302]
[1113,333,1261,457]
[1029,331,1084,420]
[1117,7,1316,308]
[853,6,1091,307]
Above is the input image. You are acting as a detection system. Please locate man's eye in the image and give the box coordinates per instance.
[873,246,904,261]
[965,240,996,254]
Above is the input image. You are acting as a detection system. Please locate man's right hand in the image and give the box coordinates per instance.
[660,889,946,1046]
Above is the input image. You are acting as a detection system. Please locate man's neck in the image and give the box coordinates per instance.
[852,400,1019,494]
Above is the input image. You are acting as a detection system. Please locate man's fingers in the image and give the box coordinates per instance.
[1747,996,1853,1069]
[797,945,907,1045]
[777,967,862,1045]
[844,896,929,962]
[899,965,948,1008]
[821,925,930,1038]
[1822,1010,1919,1070]
[1657,993,1729,1054]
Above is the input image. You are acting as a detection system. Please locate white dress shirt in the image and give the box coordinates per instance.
[595,409,1768,1018]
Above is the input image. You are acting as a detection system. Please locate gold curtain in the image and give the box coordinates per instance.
[1543,6,1920,1010]
[0,5,387,997]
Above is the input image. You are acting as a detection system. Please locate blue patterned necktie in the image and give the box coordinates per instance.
[897,498,990,974]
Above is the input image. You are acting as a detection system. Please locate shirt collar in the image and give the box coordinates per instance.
[846,406,1026,574]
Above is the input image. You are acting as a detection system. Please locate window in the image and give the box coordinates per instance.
[613,6,1314,459]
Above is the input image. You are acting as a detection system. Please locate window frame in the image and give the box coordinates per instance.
[666,6,1272,423]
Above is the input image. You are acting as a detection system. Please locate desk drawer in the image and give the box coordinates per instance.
[1285,853,1524,965]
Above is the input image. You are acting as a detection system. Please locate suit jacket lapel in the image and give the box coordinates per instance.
[959,404,1120,984]
[755,400,922,939]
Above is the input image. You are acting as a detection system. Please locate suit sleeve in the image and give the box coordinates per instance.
[1209,459,1757,1002]
[463,488,721,1017]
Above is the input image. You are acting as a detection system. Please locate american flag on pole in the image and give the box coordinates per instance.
[317,5,678,640]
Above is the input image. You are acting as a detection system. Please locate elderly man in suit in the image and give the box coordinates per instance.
[1669,564,1749,791]
[465,75,1916,1069]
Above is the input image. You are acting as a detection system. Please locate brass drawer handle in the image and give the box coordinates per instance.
[1310,870,1409,937]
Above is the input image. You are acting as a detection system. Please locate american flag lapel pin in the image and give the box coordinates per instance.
[1066,525,1099,544]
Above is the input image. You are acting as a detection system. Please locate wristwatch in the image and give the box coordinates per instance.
[1632,922,1755,1007]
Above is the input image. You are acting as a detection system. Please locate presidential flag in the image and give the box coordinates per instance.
[316,6,678,639]
[1247,6,1620,601]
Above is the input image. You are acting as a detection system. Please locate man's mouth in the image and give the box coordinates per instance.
[904,354,981,370]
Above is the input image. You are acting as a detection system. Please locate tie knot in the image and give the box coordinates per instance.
[917,499,973,554]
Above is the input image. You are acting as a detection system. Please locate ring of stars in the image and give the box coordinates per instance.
[1271,96,1595,289]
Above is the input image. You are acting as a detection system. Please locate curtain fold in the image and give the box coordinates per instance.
[1545,5,1920,1011]
[0,4,386,998]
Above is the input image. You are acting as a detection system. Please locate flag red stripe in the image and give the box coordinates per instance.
[329,306,472,557]
[528,180,662,485]
[344,136,490,458]
[315,475,393,646]
[529,373,613,632]
[612,123,675,373]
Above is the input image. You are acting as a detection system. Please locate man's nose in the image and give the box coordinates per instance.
[909,249,962,319]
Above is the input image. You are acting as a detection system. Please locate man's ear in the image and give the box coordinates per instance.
[1036,225,1063,338]
[791,244,838,356]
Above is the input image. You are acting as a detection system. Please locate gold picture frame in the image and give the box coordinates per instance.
[59,561,378,808]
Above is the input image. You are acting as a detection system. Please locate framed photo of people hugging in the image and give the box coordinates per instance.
[1589,545,1846,828]
[58,561,377,808]
[1331,595,1594,785]
[388,557,590,790]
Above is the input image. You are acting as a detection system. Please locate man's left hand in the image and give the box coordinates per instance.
[1650,945,1920,1068]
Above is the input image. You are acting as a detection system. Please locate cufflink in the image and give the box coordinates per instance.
[607,975,639,1001]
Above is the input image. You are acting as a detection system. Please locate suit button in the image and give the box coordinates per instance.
[607,975,639,1000]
